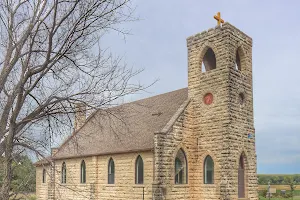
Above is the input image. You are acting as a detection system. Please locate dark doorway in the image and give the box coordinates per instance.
[238,155,245,198]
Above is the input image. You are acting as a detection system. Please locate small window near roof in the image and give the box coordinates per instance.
[61,162,66,184]
[135,155,144,184]
[80,160,86,183]
[204,155,214,184]
[42,169,46,183]
[108,158,115,184]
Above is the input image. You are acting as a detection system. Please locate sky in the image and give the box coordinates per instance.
[99,0,300,174]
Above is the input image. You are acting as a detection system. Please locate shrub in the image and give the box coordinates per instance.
[28,195,37,200]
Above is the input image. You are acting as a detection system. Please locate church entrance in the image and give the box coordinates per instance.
[238,155,245,198]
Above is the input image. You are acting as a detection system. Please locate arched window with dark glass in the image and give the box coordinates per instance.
[204,155,214,184]
[42,169,46,183]
[135,155,144,184]
[174,148,187,184]
[108,158,115,184]
[80,160,86,183]
[61,162,66,184]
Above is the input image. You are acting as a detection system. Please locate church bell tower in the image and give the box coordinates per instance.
[187,17,257,200]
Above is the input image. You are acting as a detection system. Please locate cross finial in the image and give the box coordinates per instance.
[214,12,224,26]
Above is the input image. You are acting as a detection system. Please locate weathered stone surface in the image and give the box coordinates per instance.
[153,22,257,200]
[36,22,257,200]
[37,151,154,200]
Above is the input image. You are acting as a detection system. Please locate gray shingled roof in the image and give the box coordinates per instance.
[54,88,188,159]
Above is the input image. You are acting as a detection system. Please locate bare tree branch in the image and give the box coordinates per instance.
[0,1,149,199]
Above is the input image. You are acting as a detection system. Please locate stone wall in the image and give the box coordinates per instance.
[153,22,257,200]
[39,151,154,200]
[36,23,257,200]
[186,22,257,200]
[36,165,51,200]
[153,100,199,200]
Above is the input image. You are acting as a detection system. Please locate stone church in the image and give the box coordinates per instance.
[35,22,258,200]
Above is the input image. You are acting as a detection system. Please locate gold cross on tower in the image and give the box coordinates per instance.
[214,12,224,26]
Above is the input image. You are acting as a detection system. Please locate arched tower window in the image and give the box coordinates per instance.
[235,46,245,71]
[174,148,187,184]
[202,48,216,72]
[42,169,46,183]
[135,155,144,184]
[61,162,66,184]
[235,50,241,70]
[108,158,115,184]
[204,155,214,184]
[80,160,86,183]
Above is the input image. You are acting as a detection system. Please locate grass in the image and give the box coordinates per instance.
[9,193,36,200]
[259,185,300,190]
[258,186,300,200]
[259,197,300,200]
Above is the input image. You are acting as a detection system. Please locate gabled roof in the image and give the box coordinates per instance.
[53,88,188,159]
[34,156,52,166]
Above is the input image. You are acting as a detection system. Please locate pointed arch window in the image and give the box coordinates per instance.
[235,49,241,70]
[174,148,187,184]
[202,47,216,72]
[204,155,214,184]
[61,162,66,184]
[238,155,245,198]
[80,160,86,183]
[135,155,144,184]
[108,158,115,184]
[42,169,46,183]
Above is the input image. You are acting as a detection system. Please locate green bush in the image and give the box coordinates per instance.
[259,189,268,198]
[28,196,37,200]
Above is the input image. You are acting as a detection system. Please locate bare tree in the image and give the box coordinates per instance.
[0,0,147,199]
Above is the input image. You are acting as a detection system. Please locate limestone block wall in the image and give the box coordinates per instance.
[186,22,258,200]
[52,151,153,200]
[35,22,258,200]
[153,102,199,200]
[36,165,51,200]
[225,25,257,200]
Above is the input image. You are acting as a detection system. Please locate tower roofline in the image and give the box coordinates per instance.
[186,22,252,45]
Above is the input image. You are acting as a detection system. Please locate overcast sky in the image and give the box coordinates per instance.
[100,0,300,174]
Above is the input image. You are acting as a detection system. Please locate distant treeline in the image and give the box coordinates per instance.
[258,174,300,185]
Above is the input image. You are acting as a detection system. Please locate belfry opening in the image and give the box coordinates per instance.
[202,48,216,72]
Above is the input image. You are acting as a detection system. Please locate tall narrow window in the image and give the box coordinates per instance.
[42,169,46,183]
[174,148,187,184]
[204,155,214,184]
[108,158,115,184]
[238,155,245,198]
[61,162,66,184]
[80,160,86,183]
[135,155,144,184]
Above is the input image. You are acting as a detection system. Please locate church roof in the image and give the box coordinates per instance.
[53,88,188,159]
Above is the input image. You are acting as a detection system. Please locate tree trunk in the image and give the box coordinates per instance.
[0,128,14,200]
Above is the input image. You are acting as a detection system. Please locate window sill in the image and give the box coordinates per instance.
[173,184,189,188]
[105,184,116,187]
[133,184,145,188]
[202,184,217,188]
